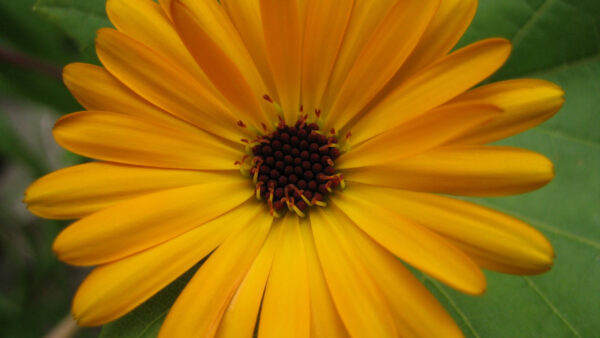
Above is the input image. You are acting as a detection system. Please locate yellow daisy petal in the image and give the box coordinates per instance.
[171,0,272,129]
[323,0,440,131]
[25,162,237,219]
[260,0,303,124]
[395,0,478,79]
[53,111,240,170]
[158,210,272,337]
[258,215,310,338]
[299,219,348,338]
[220,0,278,101]
[63,63,193,129]
[339,207,463,337]
[216,222,284,338]
[334,188,486,295]
[96,28,250,142]
[366,186,554,274]
[320,0,398,118]
[72,202,254,326]
[106,0,215,93]
[300,0,353,117]
[349,38,512,144]
[311,208,397,337]
[449,79,566,145]
[157,0,172,20]
[346,145,554,196]
[338,101,501,169]
[53,180,251,266]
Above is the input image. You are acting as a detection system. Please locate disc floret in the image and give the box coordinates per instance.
[248,118,344,217]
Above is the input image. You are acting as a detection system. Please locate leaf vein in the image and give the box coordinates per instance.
[523,277,582,337]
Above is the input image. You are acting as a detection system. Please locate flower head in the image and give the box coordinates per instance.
[25,0,564,336]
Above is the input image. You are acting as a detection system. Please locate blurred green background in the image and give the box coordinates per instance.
[1,0,598,337]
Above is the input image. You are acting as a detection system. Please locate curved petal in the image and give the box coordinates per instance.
[159,210,272,337]
[333,187,485,295]
[96,28,250,142]
[349,38,512,144]
[311,208,397,337]
[338,101,501,169]
[63,63,195,130]
[258,216,310,338]
[299,219,348,338]
[364,186,554,274]
[300,0,353,118]
[221,0,278,102]
[53,180,252,266]
[320,0,398,118]
[106,0,215,94]
[345,145,554,196]
[171,0,273,130]
[323,0,440,131]
[53,111,240,170]
[158,0,172,20]
[395,0,478,80]
[449,79,565,145]
[72,202,255,326]
[260,0,303,124]
[25,162,238,219]
[216,222,284,338]
[338,206,462,337]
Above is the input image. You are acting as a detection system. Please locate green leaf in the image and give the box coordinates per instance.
[33,0,112,58]
[424,0,600,337]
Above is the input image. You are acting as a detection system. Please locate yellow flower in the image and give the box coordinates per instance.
[25,0,564,336]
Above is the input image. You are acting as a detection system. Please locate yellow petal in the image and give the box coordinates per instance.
[171,0,273,130]
[106,0,215,94]
[53,111,240,170]
[345,145,554,196]
[217,222,284,338]
[258,216,310,338]
[320,0,397,118]
[72,202,255,326]
[63,63,194,130]
[349,38,512,144]
[324,0,440,131]
[299,219,348,338]
[311,208,397,337]
[338,206,462,337]
[24,162,237,219]
[300,0,353,117]
[395,0,478,79]
[95,28,249,142]
[449,79,565,145]
[338,101,501,169]
[334,188,485,295]
[158,0,172,20]
[260,0,303,124]
[220,0,278,101]
[159,210,272,337]
[53,180,251,266]
[366,186,554,274]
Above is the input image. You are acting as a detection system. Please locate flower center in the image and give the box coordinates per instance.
[249,118,344,217]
